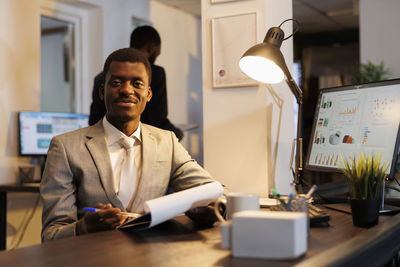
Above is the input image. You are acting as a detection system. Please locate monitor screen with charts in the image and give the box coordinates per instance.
[18,111,89,156]
[305,79,400,179]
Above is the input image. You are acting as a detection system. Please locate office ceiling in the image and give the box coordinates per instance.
[293,0,358,33]
[156,0,359,34]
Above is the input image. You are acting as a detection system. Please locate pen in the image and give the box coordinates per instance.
[287,193,294,211]
[305,184,317,199]
[83,207,140,217]
[271,189,280,198]
[290,180,297,196]
[272,189,287,210]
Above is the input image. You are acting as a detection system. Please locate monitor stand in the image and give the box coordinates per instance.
[379,204,400,214]
[379,183,400,214]
[380,198,400,214]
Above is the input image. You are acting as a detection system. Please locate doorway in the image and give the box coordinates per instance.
[40,16,75,113]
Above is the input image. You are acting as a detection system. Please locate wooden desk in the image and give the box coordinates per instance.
[0,183,40,250]
[0,207,399,266]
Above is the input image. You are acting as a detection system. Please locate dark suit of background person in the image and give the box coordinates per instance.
[41,48,218,241]
[89,25,183,140]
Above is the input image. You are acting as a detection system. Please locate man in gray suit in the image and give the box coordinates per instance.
[40,48,219,241]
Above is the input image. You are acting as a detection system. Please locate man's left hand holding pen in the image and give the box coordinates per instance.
[76,203,128,235]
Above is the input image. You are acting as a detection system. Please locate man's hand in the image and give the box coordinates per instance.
[77,203,127,235]
[185,204,218,227]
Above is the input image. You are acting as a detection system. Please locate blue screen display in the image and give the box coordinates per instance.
[19,111,89,155]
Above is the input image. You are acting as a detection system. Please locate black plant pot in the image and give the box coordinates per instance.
[350,199,380,228]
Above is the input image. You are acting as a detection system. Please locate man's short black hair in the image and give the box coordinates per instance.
[103,48,152,84]
[130,25,161,49]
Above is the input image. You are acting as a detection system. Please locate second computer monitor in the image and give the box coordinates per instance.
[18,111,89,156]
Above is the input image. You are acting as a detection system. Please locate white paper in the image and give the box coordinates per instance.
[144,181,224,227]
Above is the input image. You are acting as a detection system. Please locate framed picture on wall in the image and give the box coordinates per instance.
[211,12,258,88]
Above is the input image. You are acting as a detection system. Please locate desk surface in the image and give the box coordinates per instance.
[0,207,398,267]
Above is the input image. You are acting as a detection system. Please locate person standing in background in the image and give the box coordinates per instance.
[89,25,183,140]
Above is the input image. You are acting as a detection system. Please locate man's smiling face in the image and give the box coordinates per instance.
[100,61,152,126]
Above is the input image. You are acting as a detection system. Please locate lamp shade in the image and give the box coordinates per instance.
[239,26,291,85]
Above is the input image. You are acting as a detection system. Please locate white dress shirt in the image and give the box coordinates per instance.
[102,117,142,206]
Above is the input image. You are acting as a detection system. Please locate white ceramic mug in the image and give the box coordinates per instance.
[214,192,260,222]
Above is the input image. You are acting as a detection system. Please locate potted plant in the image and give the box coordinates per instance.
[340,152,388,227]
[351,61,391,84]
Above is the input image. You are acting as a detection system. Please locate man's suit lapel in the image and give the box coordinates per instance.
[130,124,157,212]
[85,121,124,209]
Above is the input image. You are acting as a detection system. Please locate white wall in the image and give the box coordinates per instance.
[83,0,150,61]
[0,0,41,182]
[360,0,400,79]
[202,0,294,196]
[0,0,43,248]
[150,1,204,164]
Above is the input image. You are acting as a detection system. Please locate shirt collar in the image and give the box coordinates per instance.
[103,117,142,146]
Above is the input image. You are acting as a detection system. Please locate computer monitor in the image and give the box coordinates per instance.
[18,111,89,156]
[305,79,400,180]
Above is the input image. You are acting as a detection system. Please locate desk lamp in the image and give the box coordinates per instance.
[239,19,303,186]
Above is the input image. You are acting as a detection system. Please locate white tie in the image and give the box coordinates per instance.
[118,137,137,209]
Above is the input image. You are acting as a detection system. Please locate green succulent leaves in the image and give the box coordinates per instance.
[340,152,388,200]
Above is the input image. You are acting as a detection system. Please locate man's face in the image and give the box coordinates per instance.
[100,61,152,125]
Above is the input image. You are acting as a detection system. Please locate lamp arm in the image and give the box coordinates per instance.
[291,97,303,186]
[284,71,303,104]
[284,72,303,187]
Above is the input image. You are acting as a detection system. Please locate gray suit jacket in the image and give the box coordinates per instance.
[40,121,214,241]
